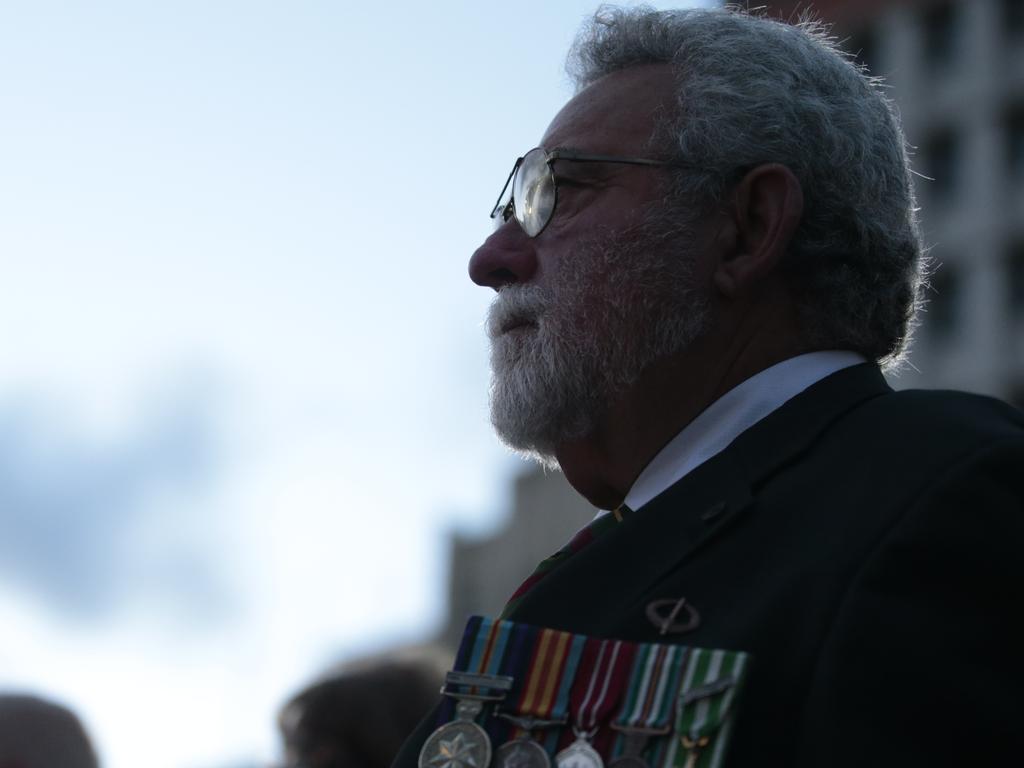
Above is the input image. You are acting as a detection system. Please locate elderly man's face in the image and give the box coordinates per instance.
[469,65,711,463]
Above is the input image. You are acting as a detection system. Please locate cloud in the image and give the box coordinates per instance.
[0,376,230,624]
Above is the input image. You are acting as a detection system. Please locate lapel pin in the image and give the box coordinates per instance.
[645,597,700,636]
[700,501,727,522]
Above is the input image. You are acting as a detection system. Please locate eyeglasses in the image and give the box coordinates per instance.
[489,147,675,237]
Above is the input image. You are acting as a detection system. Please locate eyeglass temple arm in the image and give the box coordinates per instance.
[489,157,524,219]
[546,150,672,167]
[487,150,691,221]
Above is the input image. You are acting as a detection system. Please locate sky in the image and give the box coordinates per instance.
[0,2,712,766]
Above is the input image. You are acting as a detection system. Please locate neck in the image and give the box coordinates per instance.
[554,313,808,509]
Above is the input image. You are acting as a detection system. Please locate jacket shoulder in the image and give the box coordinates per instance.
[847,385,1024,448]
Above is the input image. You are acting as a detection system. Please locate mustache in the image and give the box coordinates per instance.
[486,286,549,339]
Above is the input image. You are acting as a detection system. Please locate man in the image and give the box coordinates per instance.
[395,6,1024,767]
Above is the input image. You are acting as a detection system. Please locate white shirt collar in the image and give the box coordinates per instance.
[617,350,868,512]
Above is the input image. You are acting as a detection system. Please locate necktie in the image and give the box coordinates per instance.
[499,504,632,618]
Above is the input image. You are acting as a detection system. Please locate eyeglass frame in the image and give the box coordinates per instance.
[488,147,686,237]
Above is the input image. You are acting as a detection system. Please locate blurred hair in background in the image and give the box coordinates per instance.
[0,694,99,768]
[277,650,445,768]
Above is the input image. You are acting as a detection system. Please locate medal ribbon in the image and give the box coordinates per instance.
[510,625,587,720]
[570,637,638,735]
[449,616,515,693]
[668,648,749,768]
[608,643,689,766]
[614,643,689,732]
[441,617,750,768]
[436,616,518,724]
[448,617,587,742]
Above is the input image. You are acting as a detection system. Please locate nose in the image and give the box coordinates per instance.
[468,222,538,290]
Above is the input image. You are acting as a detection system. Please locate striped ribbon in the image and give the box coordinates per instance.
[610,644,689,764]
[667,649,749,768]
[565,637,638,754]
[499,506,631,618]
[437,616,516,722]
[508,625,587,720]
[614,643,689,730]
[437,617,750,768]
[440,616,586,744]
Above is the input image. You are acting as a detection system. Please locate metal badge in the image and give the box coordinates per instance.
[555,729,604,768]
[607,731,649,768]
[494,712,563,768]
[679,735,710,768]
[644,597,700,636]
[494,736,552,768]
[418,699,491,768]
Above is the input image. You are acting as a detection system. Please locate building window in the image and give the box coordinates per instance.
[1009,241,1024,315]
[921,1,960,70]
[1007,105,1024,179]
[1002,0,1024,39]
[920,127,961,203]
[925,262,960,341]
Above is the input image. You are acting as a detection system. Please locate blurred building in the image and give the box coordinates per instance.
[763,0,1024,404]
[440,467,594,649]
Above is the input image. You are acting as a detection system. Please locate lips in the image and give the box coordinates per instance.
[500,318,537,334]
[487,287,547,340]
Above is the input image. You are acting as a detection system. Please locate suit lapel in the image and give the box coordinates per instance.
[509,363,893,635]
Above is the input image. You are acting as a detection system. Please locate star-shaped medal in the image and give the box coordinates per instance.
[429,732,480,768]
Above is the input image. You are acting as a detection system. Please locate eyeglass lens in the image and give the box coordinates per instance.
[512,148,556,237]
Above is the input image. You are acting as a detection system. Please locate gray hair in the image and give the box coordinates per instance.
[568,5,925,366]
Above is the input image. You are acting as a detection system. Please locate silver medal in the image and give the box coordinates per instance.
[607,730,650,768]
[494,736,552,768]
[418,700,492,768]
[555,729,604,768]
[494,711,563,768]
[606,749,648,768]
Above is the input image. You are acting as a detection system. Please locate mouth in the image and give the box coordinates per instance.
[487,287,546,340]
[500,318,538,335]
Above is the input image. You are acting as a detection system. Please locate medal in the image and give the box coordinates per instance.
[419,618,517,768]
[419,699,491,768]
[556,728,604,768]
[495,713,568,768]
[434,616,752,768]
[557,638,638,768]
[494,733,553,768]
[678,735,709,768]
[494,625,587,768]
[671,649,750,768]
[495,714,572,768]
[606,731,650,768]
[608,644,689,768]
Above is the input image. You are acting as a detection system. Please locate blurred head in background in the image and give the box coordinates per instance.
[0,694,99,768]
[278,657,443,768]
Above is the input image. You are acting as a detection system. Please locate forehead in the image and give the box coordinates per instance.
[541,63,676,154]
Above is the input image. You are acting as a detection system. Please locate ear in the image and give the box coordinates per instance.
[712,164,803,299]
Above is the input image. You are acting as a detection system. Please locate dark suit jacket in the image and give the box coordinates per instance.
[393,363,1024,767]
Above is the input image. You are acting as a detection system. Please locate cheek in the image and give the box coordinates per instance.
[545,185,603,234]
[548,276,616,340]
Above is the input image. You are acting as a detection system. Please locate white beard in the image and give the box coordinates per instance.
[485,214,709,466]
